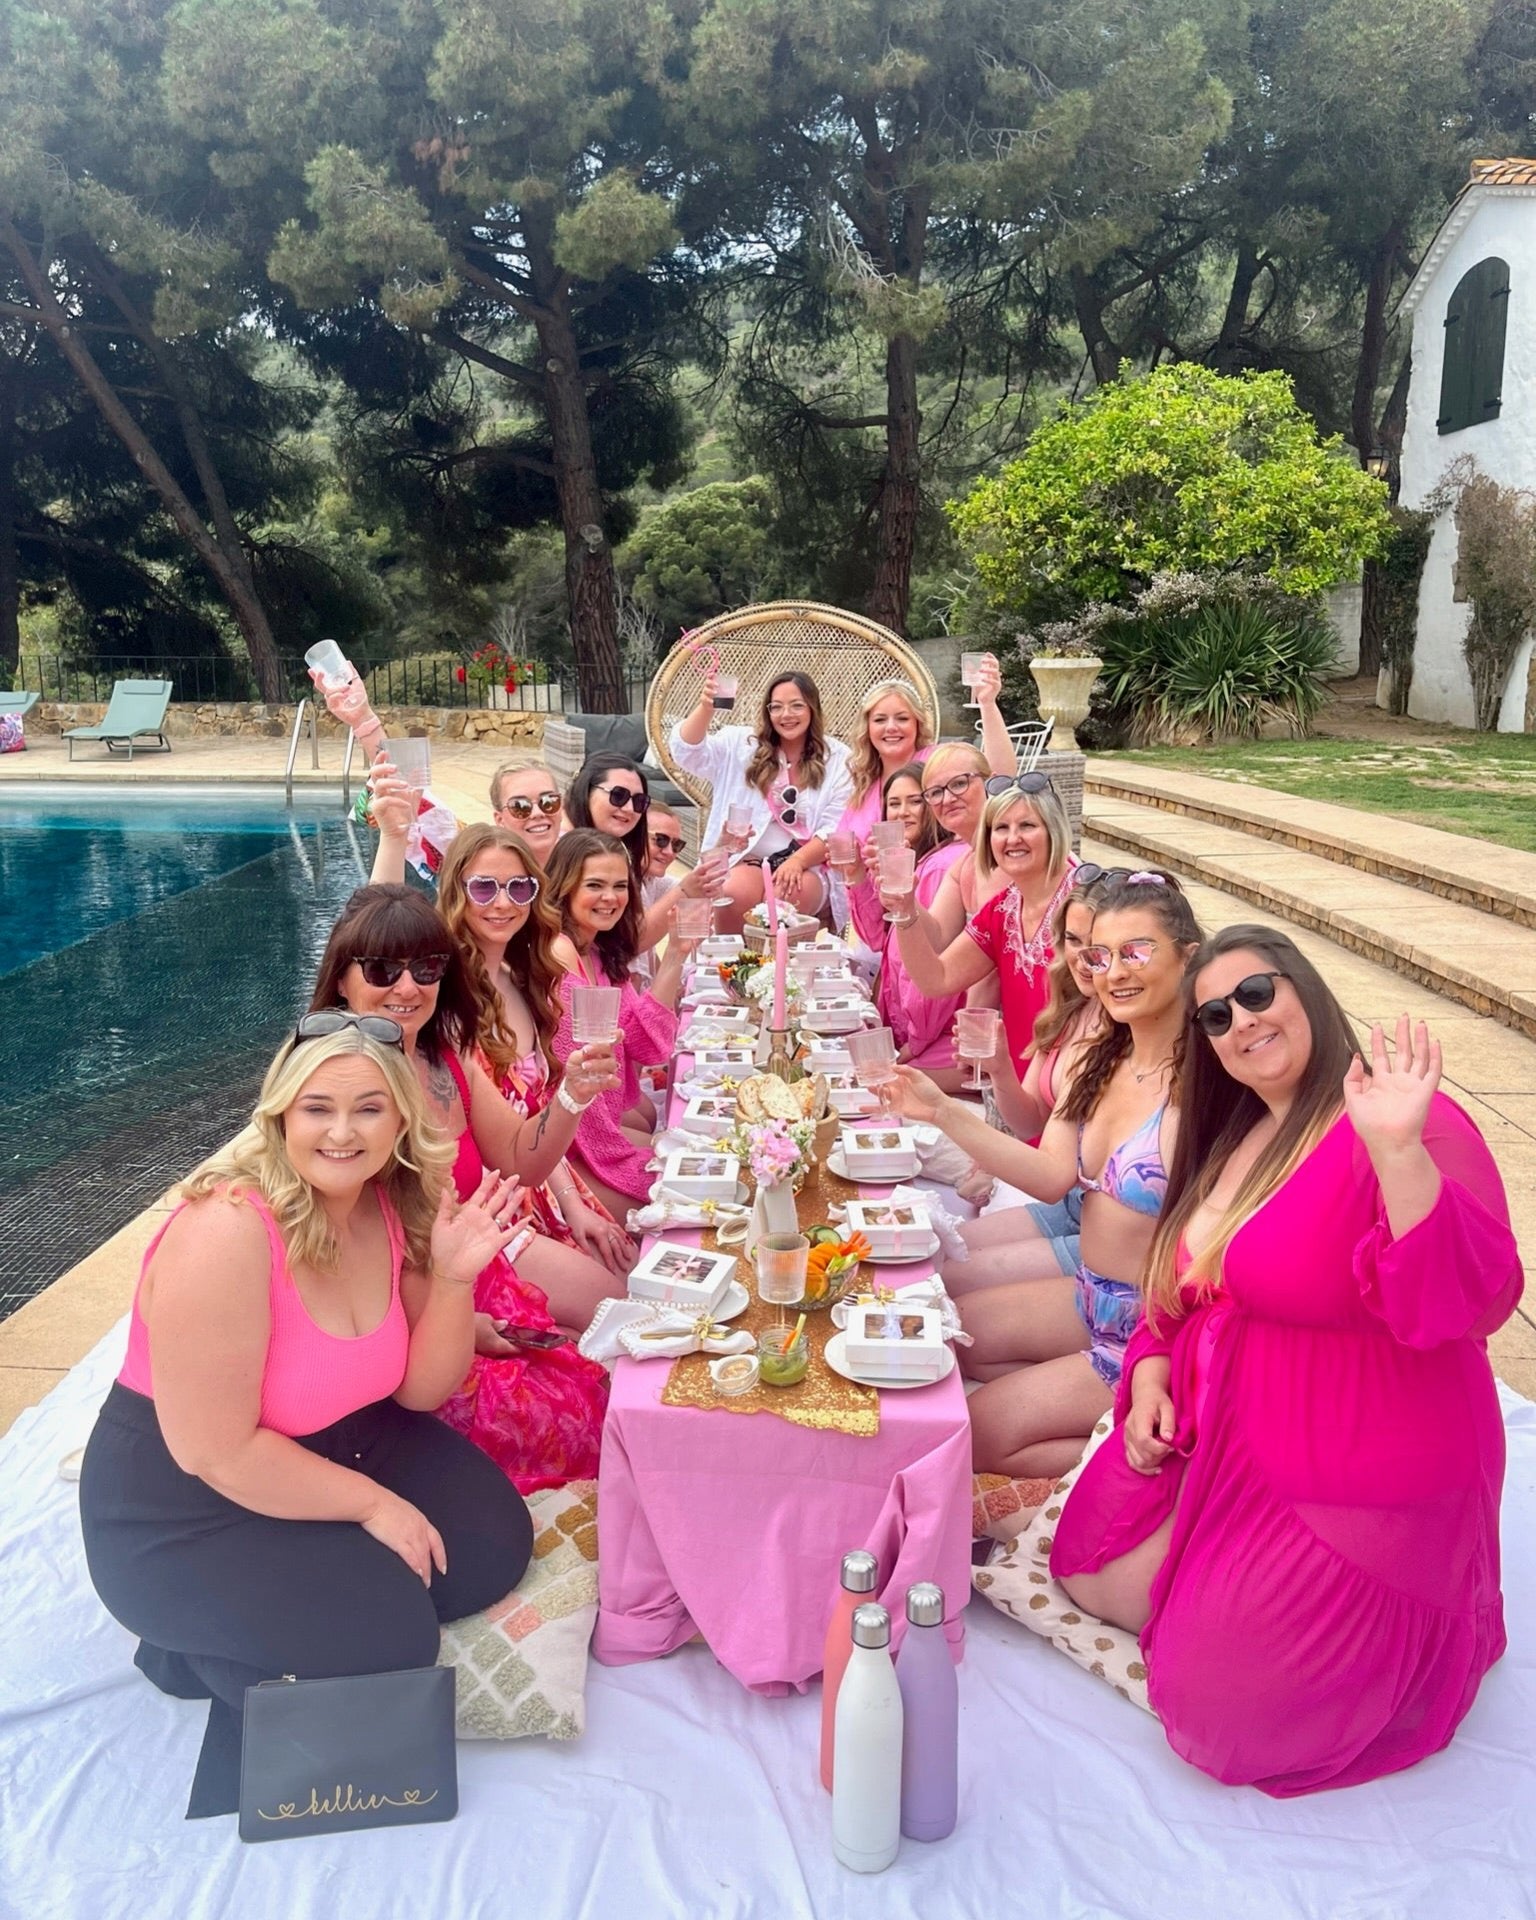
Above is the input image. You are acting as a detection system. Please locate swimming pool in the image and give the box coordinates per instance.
[1,786,370,1319]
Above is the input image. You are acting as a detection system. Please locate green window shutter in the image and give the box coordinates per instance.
[1438,257,1510,435]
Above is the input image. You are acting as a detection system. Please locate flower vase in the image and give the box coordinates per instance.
[747,1177,801,1258]
[1028,655,1102,750]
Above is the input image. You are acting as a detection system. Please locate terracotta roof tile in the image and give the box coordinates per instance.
[1469,158,1536,187]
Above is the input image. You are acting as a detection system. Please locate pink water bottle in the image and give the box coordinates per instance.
[819,1548,878,1791]
[896,1582,957,1840]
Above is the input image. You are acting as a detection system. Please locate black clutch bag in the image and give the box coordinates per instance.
[238,1666,457,1843]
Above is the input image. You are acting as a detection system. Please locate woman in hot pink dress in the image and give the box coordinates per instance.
[1052,924,1522,1796]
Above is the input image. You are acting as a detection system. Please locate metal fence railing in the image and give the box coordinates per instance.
[14,654,653,714]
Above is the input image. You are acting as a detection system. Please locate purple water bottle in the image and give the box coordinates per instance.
[896,1582,957,1840]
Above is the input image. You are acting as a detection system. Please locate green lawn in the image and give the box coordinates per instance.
[1108,736,1536,855]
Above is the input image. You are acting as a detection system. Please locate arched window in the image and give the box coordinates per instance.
[1437,257,1510,435]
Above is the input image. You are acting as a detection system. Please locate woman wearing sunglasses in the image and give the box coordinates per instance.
[543,829,689,1220]
[893,874,1202,1479]
[566,752,653,879]
[892,775,1079,1076]
[671,666,853,932]
[311,886,616,1494]
[79,1016,535,1819]
[437,824,639,1295]
[490,762,566,854]
[1052,926,1522,1797]
[843,764,970,1089]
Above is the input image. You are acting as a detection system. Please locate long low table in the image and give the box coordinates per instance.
[592,1046,973,1694]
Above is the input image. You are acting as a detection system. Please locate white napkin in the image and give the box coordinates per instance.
[675,1067,752,1096]
[830,1274,971,1344]
[579,1295,755,1366]
[627,1192,750,1238]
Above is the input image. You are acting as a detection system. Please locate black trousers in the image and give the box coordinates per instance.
[79,1383,533,1818]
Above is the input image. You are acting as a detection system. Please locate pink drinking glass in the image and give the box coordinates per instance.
[953,1006,1002,1091]
[570,984,622,1046]
[847,1025,899,1120]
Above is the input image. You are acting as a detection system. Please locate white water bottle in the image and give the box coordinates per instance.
[832,1603,903,1874]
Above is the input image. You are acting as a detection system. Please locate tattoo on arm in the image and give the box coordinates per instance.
[426,1057,458,1121]
[530,1105,553,1149]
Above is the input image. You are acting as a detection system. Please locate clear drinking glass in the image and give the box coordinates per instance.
[676,897,713,946]
[847,1026,899,1120]
[755,1232,810,1330]
[304,639,351,689]
[570,984,622,1046]
[960,650,986,710]
[713,674,739,712]
[953,1006,1002,1091]
[828,829,860,881]
[389,735,431,796]
[868,819,905,856]
[877,845,917,924]
[712,802,756,907]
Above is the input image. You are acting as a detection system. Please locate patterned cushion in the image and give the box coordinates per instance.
[971,1421,1154,1715]
[971,1472,1055,1543]
[439,1479,599,1740]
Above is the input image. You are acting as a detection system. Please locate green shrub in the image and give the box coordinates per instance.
[949,364,1391,622]
[1085,575,1339,743]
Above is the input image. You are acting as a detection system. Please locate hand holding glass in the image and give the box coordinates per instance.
[713,675,739,713]
[954,1007,1002,1091]
[389,735,431,797]
[570,984,622,1046]
[960,651,987,709]
[828,829,861,881]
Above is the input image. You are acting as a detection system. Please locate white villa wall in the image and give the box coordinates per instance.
[1398,190,1536,730]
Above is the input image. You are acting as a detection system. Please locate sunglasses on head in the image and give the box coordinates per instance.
[595,782,649,814]
[464,874,540,908]
[500,790,561,819]
[295,1010,404,1049]
[353,953,451,988]
[650,831,686,856]
[1074,865,1170,892]
[984,771,1053,799]
[1082,938,1160,975]
[1194,971,1288,1037]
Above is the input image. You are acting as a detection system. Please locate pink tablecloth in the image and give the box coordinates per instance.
[593,1044,973,1693]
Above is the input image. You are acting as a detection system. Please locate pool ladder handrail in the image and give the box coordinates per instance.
[284,699,357,811]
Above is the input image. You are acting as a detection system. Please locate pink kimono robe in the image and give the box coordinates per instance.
[1052,1096,1522,1796]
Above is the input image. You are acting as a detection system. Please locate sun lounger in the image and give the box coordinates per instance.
[0,691,39,717]
[63,679,173,761]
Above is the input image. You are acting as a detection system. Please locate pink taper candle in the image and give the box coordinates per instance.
[772,926,788,1030]
[763,870,781,935]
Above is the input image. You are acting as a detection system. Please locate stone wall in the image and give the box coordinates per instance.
[33,701,546,749]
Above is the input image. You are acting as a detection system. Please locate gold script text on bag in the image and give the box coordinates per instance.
[256,1784,441,1822]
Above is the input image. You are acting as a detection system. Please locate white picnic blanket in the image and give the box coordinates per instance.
[2,1323,1533,1920]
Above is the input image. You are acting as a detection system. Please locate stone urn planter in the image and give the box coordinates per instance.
[1028,655,1103,750]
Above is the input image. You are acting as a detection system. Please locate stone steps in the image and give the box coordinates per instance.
[1082,769,1536,1042]
[1087,760,1536,930]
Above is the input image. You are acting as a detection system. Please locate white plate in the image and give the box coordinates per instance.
[826,1146,921,1186]
[711,1279,750,1322]
[823,1331,956,1391]
[861,1233,942,1266]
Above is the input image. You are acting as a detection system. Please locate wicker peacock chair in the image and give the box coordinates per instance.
[645,601,940,810]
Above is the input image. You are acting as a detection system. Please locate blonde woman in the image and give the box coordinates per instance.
[891,773,1079,1074]
[838,657,1015,847]
[79,1018,535,1820]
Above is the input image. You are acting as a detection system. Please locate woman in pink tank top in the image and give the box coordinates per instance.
[80,1018,537,1821]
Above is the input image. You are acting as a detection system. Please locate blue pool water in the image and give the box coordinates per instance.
[1,786,372,1317]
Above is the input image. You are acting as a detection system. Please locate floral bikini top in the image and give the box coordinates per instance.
[1077,1102,1169,1218]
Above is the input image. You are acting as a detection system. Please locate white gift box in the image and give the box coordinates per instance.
[679,1095,740,1140]
[843,1302,946,1381]
[689,1046,757,1081]
[681,1006,759,1048]
[691,1003,757,1032]
[697,934,745,961]
[825,1070,876,1117]
[806,1038,854,1073]
[627,1240,738,1315]
[847,1197,933,1259]
[800,993,870,1035]
[839,1125,922,1182]
[681,980,736,1008]
[659,1149,742,1203]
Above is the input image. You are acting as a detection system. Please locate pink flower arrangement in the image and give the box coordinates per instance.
[728,1117,813,1189]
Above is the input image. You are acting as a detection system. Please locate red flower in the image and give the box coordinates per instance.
[504,674,516,693]
[455,665,466,683]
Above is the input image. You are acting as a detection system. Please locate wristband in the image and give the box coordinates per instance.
[556,1082,594,1116]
